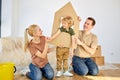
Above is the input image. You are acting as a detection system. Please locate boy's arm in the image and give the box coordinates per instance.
[70,35,75,59]
[50,29,61,41]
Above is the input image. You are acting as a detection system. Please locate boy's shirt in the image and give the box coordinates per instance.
[59,26,75,36]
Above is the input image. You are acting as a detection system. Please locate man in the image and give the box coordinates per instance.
[72,17,99,76]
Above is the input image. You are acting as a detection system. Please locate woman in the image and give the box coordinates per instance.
[24,24,54,80]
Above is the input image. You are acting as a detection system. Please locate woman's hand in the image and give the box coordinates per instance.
[46,37,51,42]
[47,46,56,53]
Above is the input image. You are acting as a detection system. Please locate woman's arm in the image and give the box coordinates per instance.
[35,41,48,58]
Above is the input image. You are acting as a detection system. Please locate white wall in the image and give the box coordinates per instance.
[1,0,12,37]
[1,0,120,63]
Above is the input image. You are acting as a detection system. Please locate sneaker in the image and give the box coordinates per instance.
[56,71,63,77]
[63,71,73,76]
[20,70,28,76]
[20,67,30,76]
[26,72,31,79]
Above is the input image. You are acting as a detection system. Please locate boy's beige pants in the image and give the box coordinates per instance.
[56,47,69,71]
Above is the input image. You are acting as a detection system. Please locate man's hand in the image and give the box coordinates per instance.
[77,38,83,45]
[77,16,82,22]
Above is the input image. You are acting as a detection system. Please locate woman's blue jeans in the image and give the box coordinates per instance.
[27,63,54,80]
[72,56,99,76]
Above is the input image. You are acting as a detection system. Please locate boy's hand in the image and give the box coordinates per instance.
[69,51,74,60]
[58,44,64,47]
[69,52,73,67]
[74,37,77,45]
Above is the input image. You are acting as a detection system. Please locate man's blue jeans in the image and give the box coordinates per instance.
[72,56,99,76]
[27,63,54,80]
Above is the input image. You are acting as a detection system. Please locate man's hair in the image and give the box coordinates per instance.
[87,17,96,26]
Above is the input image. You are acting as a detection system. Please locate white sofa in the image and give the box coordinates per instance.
[0,37,57,74]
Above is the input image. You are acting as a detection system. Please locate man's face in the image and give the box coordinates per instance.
[83,19,94,31]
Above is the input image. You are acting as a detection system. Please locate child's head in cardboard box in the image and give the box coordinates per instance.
[61,16,74,28]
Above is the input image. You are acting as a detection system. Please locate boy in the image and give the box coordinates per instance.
[50,16,75,77]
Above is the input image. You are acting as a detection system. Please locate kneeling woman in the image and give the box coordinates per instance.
[24,24,54,80]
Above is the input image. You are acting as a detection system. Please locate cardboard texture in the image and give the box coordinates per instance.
[50,2,80,48]
[92,45,101,57]
[91,56,104,66]
[91,45,104,66]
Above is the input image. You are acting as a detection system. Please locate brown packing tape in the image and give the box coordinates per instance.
[50,2,80,48]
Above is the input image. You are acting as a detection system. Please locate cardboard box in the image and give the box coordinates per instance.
[92,45,101,57]
[50,2,80,48]
[91,56,104,66]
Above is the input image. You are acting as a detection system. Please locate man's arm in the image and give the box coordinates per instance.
[77,38,96,54]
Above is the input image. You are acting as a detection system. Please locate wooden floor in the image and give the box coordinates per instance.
[14,64,120,80]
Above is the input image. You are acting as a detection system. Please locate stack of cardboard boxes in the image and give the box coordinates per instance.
[91,45,104,66]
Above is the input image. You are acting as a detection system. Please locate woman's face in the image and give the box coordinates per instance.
[83,19,93,31]
[34,26,43,37]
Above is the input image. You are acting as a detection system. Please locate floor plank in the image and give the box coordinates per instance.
[14,64,120,80]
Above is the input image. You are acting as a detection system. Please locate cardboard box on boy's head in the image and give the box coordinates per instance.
[50,2,80,48]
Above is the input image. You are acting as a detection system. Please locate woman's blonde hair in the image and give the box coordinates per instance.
[62,16,74,27]
[24,24,38,52]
